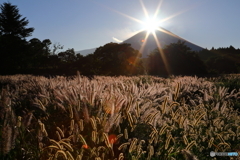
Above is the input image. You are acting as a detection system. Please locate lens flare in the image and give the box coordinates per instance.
[108,134,117,144]
[82,144,88,149]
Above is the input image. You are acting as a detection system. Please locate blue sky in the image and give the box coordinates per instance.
[4,0,240,52]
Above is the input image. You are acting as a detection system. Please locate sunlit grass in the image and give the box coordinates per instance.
[0,74,240,159]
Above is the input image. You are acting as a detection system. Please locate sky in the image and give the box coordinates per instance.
[4,0,240,52]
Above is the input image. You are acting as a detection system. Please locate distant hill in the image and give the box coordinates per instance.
[75,48,96,56]
[76,28,204,58]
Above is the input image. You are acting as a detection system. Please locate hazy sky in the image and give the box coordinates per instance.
[5,0,240,52]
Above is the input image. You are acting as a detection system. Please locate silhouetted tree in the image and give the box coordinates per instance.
[51,42,64,55]
[0,2,34,38]
[58,48,76,63]
[56,48,77,75]
[148,41,207,76]
[81,53,100,75]
[73,53,84,72]
[206,56,239,74]
[27,38,53,69]
[201,45,240,74]
[88,43,144,76]
[0,2,34,73]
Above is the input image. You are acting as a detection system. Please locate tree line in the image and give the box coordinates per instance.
[1,2,240,77]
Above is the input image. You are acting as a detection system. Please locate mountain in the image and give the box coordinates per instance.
[122,27,204,58]
[76,27,204,58]
[75,48,96,56]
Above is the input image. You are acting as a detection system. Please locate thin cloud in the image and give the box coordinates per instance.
[112,37,123,43]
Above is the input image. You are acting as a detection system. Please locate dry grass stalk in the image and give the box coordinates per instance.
[78,134,87,146]
[118,153,124,160]
[118,142,130,151]
[45,145,59,150]
[129,138,138,153]
[92,131,97,143]
[183,135,189,145]
[162,97,168,114]
[172,108,181,120]
[193,113,205,126]
[54,150,68,160]
[56,131,62,141]
[148,111,159,124]
[90,118,97,131]
[185,141,196,150]
[103,133,112,148]
[167,146,174,155]
[17,116,22,128]
[165,134,172,150]
[217,142,231,150]
[136,102,140,118]
[181,149,199,160]
[113,113,121,125]
[217,134,226,144]
[56,127,65,138]
[117,134,123,140]
[174,82,180,101]
[70,119,75,132]
[159,124,168,135]
[59,141,73,152]
[1,125,13,155]
[66,151,74,160]
[1,75,240,159]
[49,139,62,149]
[124,128,128,140]
[69,105,74,119]
[148,144,154,157]
[76,154,83,160]
[78,119,84,131]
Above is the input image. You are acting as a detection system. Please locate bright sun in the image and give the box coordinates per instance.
[143,18,160,33]
[100,0,192,75]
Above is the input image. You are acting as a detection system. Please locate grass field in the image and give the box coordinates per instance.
[0,74,240,160]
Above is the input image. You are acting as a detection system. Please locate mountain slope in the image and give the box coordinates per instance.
[76,28,204,58]
[75,48,96,56]
[122,28,204,58]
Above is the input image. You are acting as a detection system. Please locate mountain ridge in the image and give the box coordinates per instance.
[122,27,204,58]
[76,27,204,57]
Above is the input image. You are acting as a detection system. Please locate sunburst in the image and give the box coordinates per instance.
[95,0,196,75]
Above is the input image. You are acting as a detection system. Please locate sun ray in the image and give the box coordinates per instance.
[153,0,164,19]
[130,30,150,74]
[140,0,149,19]
[111,9,144,25]
[160,3,202,23]
[156,28,180,39]
[152,32,171,74]
[139,31,150,55]
[160,10,187,23]
[94,0,200,75]
[93,1,144,25]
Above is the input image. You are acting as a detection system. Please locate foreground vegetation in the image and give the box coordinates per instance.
[0,74,240,160]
